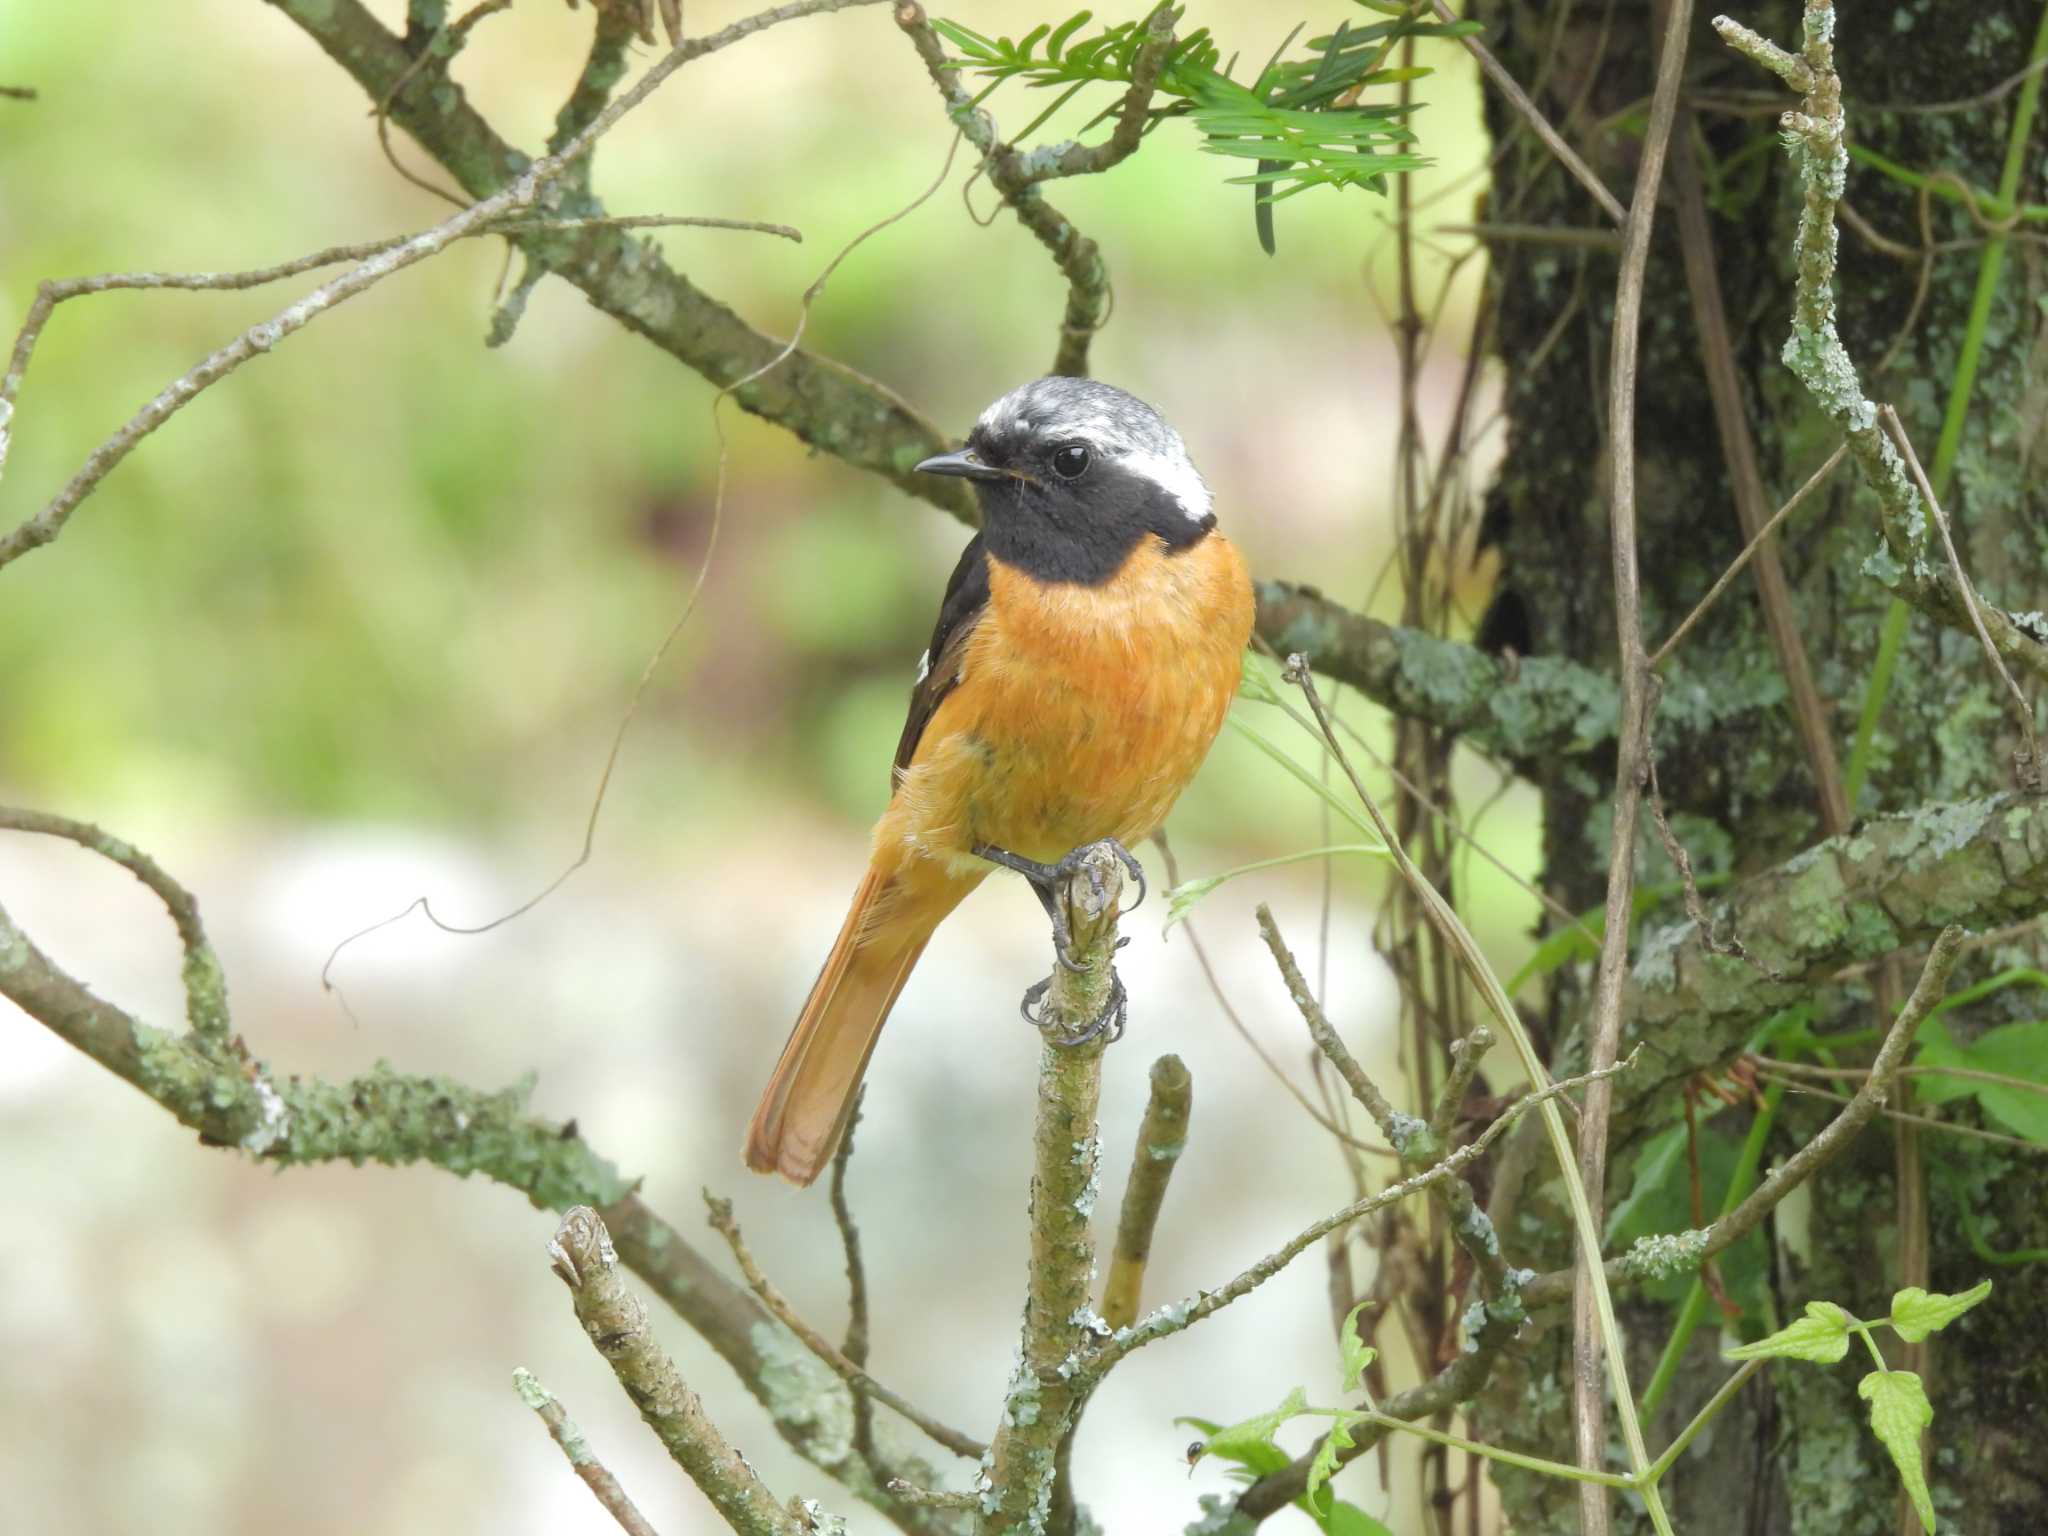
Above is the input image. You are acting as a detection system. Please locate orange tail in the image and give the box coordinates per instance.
[746,865,949,1185]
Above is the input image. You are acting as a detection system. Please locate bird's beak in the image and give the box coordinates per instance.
[915,449,1008,482]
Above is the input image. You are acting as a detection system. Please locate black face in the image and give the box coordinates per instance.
[919,380,1217,587]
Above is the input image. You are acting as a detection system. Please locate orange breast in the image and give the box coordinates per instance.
[879,531,1254,870]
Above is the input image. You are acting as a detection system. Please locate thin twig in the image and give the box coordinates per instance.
[1715,5,2048,686]
[701,1194,985,1461]
[1084,1050,1640,1376]
[374,0,516,207]
[895,0,1145,375]
[512,1368,664,1536]
[547,1209,807,1536]
[0,807,229,1039]
[1429,1024,1493,1145]
[1101,1055,1194,1331]
[1880,403,2041,790]
[1153,831,1391,1156]
[1647,443,1848,667]
[0,0,888,573]
[1752,1073,2047,1154]
[1572,0,1694,1521]
[1255,904,1410,1150]
[487,214,803,240]
[828,1091,874,1440]
[1430,0,1626,225]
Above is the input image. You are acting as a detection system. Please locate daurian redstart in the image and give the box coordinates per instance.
[745,378,1254,1185]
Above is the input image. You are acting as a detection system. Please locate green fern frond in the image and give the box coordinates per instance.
[933,3,1473,236]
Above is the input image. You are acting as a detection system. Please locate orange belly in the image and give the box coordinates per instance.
[876,530,1254,876]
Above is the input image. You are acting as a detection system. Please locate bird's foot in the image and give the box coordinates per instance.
[1020,969,1127,1047]
[973,837,1148,971]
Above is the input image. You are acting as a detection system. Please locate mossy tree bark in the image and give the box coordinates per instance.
[1472,2,2048,1532]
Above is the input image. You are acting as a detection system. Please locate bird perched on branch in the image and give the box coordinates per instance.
[745,377,1254,1185]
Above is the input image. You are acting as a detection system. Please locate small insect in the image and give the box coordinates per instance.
[1185,1440,1206,1476]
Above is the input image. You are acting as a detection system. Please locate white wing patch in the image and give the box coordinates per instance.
[914,648,931,683]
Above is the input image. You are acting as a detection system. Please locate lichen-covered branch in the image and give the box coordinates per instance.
[513,1367,664,1536]
[549,1208,811,1536]
[0,890,962,1536]
[983,847,1123,1531]
[1100,1054,1192,1331]
[261,0,968,516]
[894,0,1164,377]
[1714,3,2048,684]
[1252,579,1622,761]
[1618,793,2048,1127]
[0,807,229,1039]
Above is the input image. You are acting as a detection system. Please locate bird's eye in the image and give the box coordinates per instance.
[1051,443,1091,480]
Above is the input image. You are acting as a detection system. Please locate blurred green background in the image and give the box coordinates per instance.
[0,2,1539,1532]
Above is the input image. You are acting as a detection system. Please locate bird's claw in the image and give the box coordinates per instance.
[1020,970,1127,1046]
[1052,838,1147,917]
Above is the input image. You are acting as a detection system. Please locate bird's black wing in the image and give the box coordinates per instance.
[892,533,990,789]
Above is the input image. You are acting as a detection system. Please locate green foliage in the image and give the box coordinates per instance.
[1914,1015,2048,1144]
[1180,1395,1389,1534]
[1725,1300,1853,1364]
[1889,1280,1994,1344]
[1180,1307,1392,1534]
[1726,1282,1992,1534]
[932,3,1479,216]
[1860,1370,1936,1534]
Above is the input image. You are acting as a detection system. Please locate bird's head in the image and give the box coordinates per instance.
[916,377,1215,585]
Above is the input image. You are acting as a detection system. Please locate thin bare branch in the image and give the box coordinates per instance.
[513,1368,664,1536]
[1430,0,1626,226]
[1880,404,2041,790]
[548,1209,809,1536]
[1647,443,1848,668]
[1571,0,1695,1519]
[701,1193,986,1462]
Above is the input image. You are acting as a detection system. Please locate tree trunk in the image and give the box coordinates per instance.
[1472,1,2048,1531]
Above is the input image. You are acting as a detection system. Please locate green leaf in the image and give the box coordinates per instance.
[1340,1301,1376,1395]
[1191,1386,1310,1470]
[1726,1300,1854,1363]
[1858,1370,1936,1534]
[1045,9,1092,58]
[1889,1279,1992,1342]
[1914,1017,2048,1143]
[1304,1410,1365,1512]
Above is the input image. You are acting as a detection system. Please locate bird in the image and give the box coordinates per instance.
[744,377,1255,1185]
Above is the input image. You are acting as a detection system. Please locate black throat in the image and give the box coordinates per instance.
[976,469,1214,586]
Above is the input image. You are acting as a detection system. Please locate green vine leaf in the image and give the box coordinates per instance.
[1858,1369,1936,1534]
[1340,1300,1376,1395]
[1889,1279,1992,1343]
[1725,1299,1853,1363]
[1305,1408,1367,1512]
